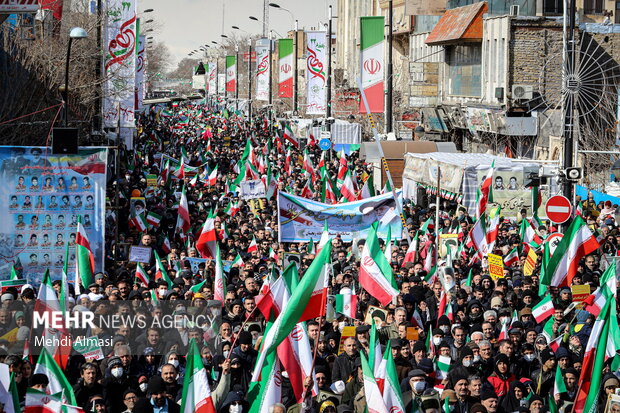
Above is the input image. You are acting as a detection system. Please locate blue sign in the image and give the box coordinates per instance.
[319,138,332,151]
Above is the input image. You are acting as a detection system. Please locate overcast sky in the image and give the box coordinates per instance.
[142,0,337,68]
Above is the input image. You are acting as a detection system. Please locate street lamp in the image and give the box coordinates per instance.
[144,19,153,23]
[221,34,228,38]
[62,27,88,126]
[269,2,294,27]
[143,8,154,13]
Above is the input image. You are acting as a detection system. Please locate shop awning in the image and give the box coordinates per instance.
[425,2,487,45]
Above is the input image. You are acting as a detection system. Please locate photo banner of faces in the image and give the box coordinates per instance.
[0,147,108,287]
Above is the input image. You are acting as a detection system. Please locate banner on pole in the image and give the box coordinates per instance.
[0,147,107,287]
[207,61,217,95]
[239,179,266,200]
[135,35,146,112]
[359,16,385,114]
[277,191,402,242]
[278,38,293,98]
[218,73,226,96]
[226,55,237,93]
[255,42,270,102]
[305,31,327,115]
[103,0,137,128]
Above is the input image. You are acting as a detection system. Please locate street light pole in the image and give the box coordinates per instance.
[294,19,298,114]
[235,44,239,111]
[326,6,332,131]
[248,40,253,119]
[63,27,88,126]
[562,0,577,202]
[386,0,393,134]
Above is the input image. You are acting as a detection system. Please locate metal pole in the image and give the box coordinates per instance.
[562,0,576,202]
[63,37,73,126]
[235,46,239,111]
[114,103,121,260]
[248,41,252,119]
[435,165,441,263]
[326,6,332,131]
[269,34,273,124]
[95,0,102,132]
[293,19,298,114]
[262,0,268,38]
[386,0,393,134]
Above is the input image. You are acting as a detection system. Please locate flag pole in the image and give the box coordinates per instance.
[225,305,261,362]
[435,165,441,265]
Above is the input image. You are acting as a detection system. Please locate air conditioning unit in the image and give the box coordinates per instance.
[510,5,520,15]
[512,84,534,100]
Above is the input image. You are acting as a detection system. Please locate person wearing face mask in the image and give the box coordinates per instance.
[102,356,138,413]
[516,343,539,378]
[466,300,484,326]
[133,375,181,413]
[73,363,103,412]
[446,347,477,389]
[217,390,249,413]
[403,369,429,411]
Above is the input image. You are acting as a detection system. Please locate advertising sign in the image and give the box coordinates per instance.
[306,31,327,115]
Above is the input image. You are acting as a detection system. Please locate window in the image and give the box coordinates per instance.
[447,45,482,97]
[584,0,604,14]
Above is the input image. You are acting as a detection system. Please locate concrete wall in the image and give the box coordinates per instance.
[481,15,511,105]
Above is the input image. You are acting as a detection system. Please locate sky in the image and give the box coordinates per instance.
[141,0,337,69]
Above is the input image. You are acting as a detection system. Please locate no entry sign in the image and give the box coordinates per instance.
[545,195,572,224]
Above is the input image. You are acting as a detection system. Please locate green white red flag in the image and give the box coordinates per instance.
[25,389,62,413]
[532,295,555,323]
[278,38,293,98]
[135,263,150,286]
[360,352,389,413]
[225,55,237,92]
[176,185,191,235]
[476,161,495,219]
[154,250,173,288]
[180,340,216,413]
[76,215,94,290]
[359,16,385,113]
[541,216,599,287]
[33,348,77,406]
[196,210,217,259]
[335,287,357,319]
[359,224,399,306]
[213,244,227,305]
[248,328,283,413]
[251,240,332,381]
[382,343,405,413]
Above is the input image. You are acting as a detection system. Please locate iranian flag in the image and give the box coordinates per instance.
[232,253,244,267]
[335,287,358,319]
[584,262,616,316]
[383,227,392,263]
[434,355,451,391]
[476,161,495,219]
[541,216,599,287]
[359,225,399,306]
[76,215,94,290]
[553,364,567,399]
[224,201,240,217]
[180,340,216,413]
[34,270,71,370]
[213,244,227,305]
[248,236,259,254]
[146,211,162,228]
[135,263,150,285]
[360,353,389,413]
[225,55,237,92]
[403,232,418,264]
[283,123,299,148]
[208,165,218,186]
[33,348,77,406]
[340,171,357,202]
[176,185,191,235]
[25,389,62,413]
[161,236,172,254]
[248,337,283,413]
[532,295,555,323]
[196,211,217,259]
[278,38,293,98]
[154,250,173,288]
[251,241,332,381]
[359,16,385,113]
[382,347,406,413]
[131,213,148,232]
[504,247,519,266]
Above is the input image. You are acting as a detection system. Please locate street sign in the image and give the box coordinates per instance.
[545,195,572,224]
[319,132,331,151]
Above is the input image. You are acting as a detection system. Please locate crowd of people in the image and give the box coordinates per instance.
[1,102,619,413]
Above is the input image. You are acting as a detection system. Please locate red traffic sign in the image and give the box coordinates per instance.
[545,195,572,224]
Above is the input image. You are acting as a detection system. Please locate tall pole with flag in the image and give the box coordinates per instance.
[359,16,385,115]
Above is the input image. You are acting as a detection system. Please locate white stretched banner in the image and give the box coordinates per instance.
[306,31,327,115]
[255,44,270,102]
[135,35,146,112]
[218,73,226,96]
[103,0,137,128]
[208,61,217,95]
[240,179,266,200]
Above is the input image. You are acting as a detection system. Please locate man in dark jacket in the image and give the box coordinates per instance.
[102,357,138,413]
[133,376,181,413]
[73,362,103,411]
[331,337,358,383]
